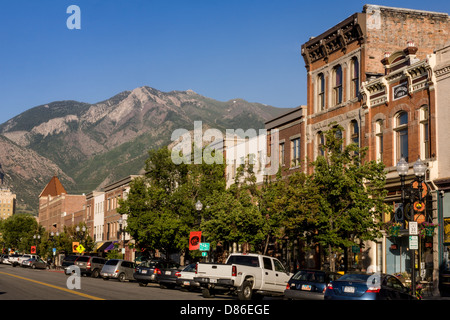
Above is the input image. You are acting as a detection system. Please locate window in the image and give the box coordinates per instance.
[420,106,429,159]
[279,142,285,166]
[263,257,273,270]
[291,138,301,167]
[375,120,384,162]
[273,259,286,273]
[318,73,325,111]
[395,111,408,162]
[316,132,325,158]
[350,120,359,147]
[333,65,343,105]
[351,57,359,99]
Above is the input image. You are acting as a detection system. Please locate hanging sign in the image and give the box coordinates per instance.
[189,231,202,250]
[409,236,419,250]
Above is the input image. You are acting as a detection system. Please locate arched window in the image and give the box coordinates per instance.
[395,111,408,162]
[318,73,325,111]
[420,106,429,159]
[333,65,343,105]
[375,120,384,162]
[351,57,359,99]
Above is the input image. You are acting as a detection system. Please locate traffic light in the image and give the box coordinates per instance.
[395,203,404,222]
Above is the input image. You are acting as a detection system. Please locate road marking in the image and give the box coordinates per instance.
[0,271,105,300]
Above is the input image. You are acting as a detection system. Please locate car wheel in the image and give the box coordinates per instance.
[237,281,254,300]
[202,288,215,298]
[118,273,126,282]
[31,264,36,269]
[91,269,100,278]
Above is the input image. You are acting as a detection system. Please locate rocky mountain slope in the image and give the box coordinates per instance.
[0,86,292,214]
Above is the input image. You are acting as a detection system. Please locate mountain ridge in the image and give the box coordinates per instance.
[0,86,294,214]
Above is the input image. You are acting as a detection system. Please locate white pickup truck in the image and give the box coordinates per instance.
[194,253,292,300]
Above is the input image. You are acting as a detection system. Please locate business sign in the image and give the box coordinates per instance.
[199,243,210,251]
[189,231,202,250]
[393,82,408,100]
[409,236,419,250]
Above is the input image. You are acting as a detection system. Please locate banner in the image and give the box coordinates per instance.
[30,246,36,254]
[189,231,201,250]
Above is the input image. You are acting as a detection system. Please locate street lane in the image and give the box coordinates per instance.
[0,264,212,300]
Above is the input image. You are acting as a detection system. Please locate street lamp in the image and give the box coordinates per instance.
[118,218,125,259]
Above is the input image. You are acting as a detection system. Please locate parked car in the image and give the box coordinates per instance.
[324,273,416,300]
[19,254,40,267]
[9,254,23,266]
[176,263,200,290]
[195,253,292,300]
[22,257,48,269]
[134,255,151,265]
[133,258,167,286]
[63,255,81,274]
[155,260,181,289]
[74,256,107,278]
[100,259,136,282]
[0,254,10,264]
[284,269,342,300]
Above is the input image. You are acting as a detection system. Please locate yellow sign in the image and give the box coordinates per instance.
[72,242,79,253]
[76,244,85,254]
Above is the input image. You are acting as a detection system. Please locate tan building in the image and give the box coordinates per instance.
[0,186,16,219]
[38,176,86,234]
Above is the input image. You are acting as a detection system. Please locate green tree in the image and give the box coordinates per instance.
[310,124,390,271]
[0,214,42,253]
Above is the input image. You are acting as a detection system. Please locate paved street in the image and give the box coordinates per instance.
[0,264,216,300]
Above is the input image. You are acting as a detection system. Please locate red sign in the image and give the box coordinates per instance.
[30,246,36,254]
[189,231,202,250]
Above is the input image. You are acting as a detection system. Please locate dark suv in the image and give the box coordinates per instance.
[74,256,107,278]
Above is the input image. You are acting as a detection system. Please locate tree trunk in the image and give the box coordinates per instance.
[329,244,335,272]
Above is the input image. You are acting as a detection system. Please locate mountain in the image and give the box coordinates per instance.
[0,86,293,214]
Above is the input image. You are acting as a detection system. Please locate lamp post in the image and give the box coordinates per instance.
[396,157,427,299]
[118,218,125,259]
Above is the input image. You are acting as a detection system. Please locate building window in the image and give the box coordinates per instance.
[318,73,325,111]
[350,120,359,147]
[291,138,300,167]
[351,57,359,99]
[316,132,325,158]
[395,111,408,162]
[420,106,429,159]
[333,65,343,105]
[375,120,384,162]
[279,142,285,166]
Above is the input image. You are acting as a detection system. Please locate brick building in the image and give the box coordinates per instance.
[0,186,16,219]
[38,176,86,234]
[298,4,449,290]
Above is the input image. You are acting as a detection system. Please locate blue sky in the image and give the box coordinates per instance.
[0,0,448,125]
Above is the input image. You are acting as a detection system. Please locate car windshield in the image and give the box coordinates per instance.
[64,256,79,262]
[338,274,370,282]
[105,259,119,266]
[226,256,260,267]
[292,271,326,283]
[76,256,90,262]
[183,264,196,272]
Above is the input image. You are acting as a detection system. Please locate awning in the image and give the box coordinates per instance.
[96,241,113,252]
[104,241,118,252]
[94,242,105,251]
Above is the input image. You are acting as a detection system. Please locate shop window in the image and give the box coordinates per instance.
[395,111,409,162]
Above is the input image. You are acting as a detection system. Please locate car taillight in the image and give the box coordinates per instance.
[175,272,181,277]
[232,265,237,277]
[286,283,290,290]
[366,287,381,293]
[87,262,91,270]
[327,283,333,290]
[154,268,161,275]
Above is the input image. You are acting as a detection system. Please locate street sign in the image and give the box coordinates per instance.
[409,236,419,250]
[199,243,210,251]
[409,221,418,235]
[201,252,208,257]
[76,244,85,253]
